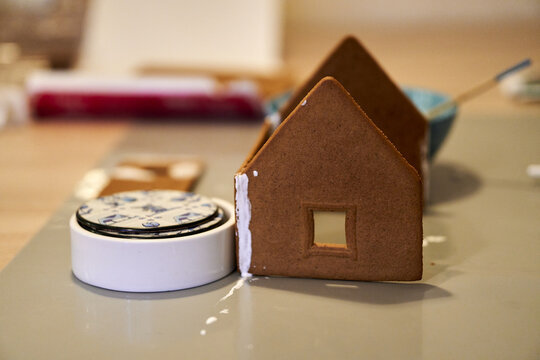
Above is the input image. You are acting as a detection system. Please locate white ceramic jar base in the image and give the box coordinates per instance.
[70,197,235,292]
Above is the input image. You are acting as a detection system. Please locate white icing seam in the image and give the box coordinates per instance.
[235,174,252,277]
[266,112,281,132]
[423,235,447,248]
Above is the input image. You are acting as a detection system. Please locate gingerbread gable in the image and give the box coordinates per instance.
[235,77,423,281]
[280,36,428,179]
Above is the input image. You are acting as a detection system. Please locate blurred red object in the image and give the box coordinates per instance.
[27,72,264,119]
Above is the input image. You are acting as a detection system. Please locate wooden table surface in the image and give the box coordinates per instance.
[1,20,539,271]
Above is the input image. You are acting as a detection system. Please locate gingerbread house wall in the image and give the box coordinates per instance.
[239,78,423,281]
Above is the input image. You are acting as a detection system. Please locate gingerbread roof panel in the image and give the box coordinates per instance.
[280,36,427,177]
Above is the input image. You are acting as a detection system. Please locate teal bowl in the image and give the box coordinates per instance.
[401,87,457,159]
[266,87,457,160]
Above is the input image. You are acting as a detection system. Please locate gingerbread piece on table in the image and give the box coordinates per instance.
[235,77,423,281]
[99,158,204,196]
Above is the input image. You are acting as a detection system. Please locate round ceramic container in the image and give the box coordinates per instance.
[401,87,457,159]
[70,190,235,292]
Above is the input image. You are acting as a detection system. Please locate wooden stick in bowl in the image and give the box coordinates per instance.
[426,58,532,119]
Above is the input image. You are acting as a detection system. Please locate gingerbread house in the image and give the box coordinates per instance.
[234,36,428,281]
[235,77,423,281]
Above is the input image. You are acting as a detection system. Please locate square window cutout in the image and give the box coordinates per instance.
[303,204,357,259]
[313,210,347,247]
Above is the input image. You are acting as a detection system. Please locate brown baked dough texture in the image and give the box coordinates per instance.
[280,36,427,180]
[237,77,423,281]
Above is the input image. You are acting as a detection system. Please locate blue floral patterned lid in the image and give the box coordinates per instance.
[76,190,225,239]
